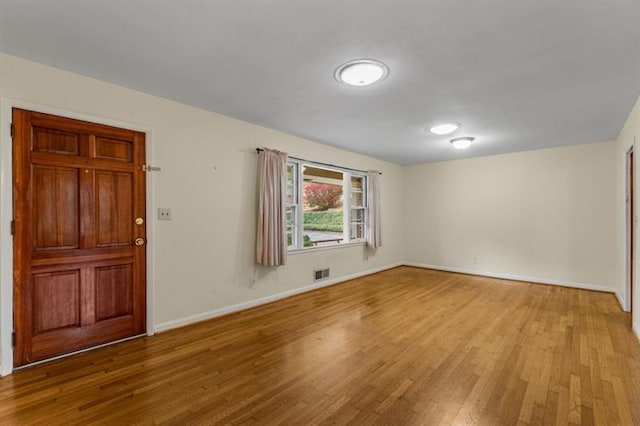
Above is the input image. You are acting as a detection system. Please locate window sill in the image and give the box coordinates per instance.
[288,241,367,255]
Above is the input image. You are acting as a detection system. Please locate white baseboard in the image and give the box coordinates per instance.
[402,262,617,294]
[615,292,627,311]
[155,262,402,333]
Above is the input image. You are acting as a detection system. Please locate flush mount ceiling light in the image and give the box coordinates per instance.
[450,137,475,150]
[334,59,389,87]
[429,122,460,135]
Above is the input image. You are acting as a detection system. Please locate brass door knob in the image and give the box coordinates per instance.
[134,238,145,247]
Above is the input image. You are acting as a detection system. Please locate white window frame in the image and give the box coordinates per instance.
[287,158,367,252]
[285,162,300,250]
[348,173,367,242]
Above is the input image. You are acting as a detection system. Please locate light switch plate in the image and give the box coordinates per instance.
[157,208,172,221]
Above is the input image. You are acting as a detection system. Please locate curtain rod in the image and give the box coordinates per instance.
[255,148,382,175]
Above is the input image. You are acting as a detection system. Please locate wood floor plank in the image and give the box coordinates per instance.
[0,266,639,425]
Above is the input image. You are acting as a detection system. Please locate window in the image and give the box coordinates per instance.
[286,159,367,250]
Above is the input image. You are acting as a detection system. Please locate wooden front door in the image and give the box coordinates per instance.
[12,109,146,367]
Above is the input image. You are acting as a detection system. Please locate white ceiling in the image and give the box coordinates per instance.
[1,1,639,165]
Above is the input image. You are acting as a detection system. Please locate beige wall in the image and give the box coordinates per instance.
[0,53,404,362]
[614,94,640,331]
[403,142,618,289]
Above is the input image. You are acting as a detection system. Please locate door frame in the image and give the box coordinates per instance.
[626,145,635,315]
[628,140,640,335]
[0,98,156,376]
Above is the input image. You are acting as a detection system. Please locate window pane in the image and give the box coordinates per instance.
[286,163,297,204]
[286,205,297,248]
[351,176,363,189]
[287,185,294,204]
[302,165,344,247]
[350,206,365,240]
[350,191,363,207]
[350,208,364,222]
[350,176,364,207]
[350,223,364,240]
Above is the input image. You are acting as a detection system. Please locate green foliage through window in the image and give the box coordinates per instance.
[303,211,343,232]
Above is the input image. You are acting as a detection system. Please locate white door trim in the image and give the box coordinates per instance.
[626,144,635,314]
[0,98,156,376]
[624,145,638,314]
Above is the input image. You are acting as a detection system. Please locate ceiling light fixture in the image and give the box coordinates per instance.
[429,122,460,135]
[450,137,475,150]
[334,59,389,87]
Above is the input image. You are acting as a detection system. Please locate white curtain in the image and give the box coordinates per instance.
[256,148,288,266]
[367,170,382,248]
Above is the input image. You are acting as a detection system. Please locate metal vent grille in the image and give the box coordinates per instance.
[314,268,330,281]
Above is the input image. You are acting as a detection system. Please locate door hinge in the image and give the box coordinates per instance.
[142,165,162,172]
[10,220,15,235]
[12,332,16,347]
[10,123,15,139]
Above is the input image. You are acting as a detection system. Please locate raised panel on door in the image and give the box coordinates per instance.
[95,263,134,321]
[95,137,133,162]
[32,127,80,155]
[96,171,133,247]
[32,166,80,251]
[32,269,81,334]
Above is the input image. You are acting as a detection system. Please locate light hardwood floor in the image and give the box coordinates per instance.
[0,266,639,425]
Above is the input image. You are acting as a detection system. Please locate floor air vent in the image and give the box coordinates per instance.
[314,268,330,281]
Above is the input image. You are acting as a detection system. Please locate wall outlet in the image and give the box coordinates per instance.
[157,208,172,221]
